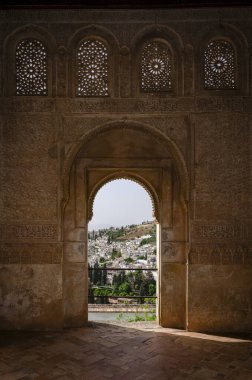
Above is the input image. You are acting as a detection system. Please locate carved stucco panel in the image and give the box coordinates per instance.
[63,116,112,143]
[56,98,194,115]
[194,113,250,194]
[2,99,55,113]
[2,164,58,221]
[189,244,251,265]
[192,222,250,241]
[138,116,188,159]
[195,97,244,112]
[0,243,62,264]
[194,191,249,221]
[192,113,250,223]
[2,116,56,166]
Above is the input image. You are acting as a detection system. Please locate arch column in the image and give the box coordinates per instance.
[63,162,88,327]
[159,165,187,328]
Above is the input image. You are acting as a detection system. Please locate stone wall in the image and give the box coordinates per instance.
[0,7,251,331]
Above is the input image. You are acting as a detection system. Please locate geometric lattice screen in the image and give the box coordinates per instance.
[204,40,236,89]
[141,40,172,92]
[16,39,47,95]
[77,39,109,96]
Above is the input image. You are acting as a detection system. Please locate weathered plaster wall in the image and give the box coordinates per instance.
[0,264,62,329]
[0,111,62,329]
[0,7,251,331]
[188,112,251,332]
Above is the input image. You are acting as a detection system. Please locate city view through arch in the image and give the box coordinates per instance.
[88,179,158,322]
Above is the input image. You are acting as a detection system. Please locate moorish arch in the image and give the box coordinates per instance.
[87,172,160,223]
[62,120,189,328]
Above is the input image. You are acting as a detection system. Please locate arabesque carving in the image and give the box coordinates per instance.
[56,98,194,114]
[190,244,251,265]
[2,224,58,240]
[0,243,62,264]
[193,223,249,240]
[196,96,243,111]
[2,99,54,113]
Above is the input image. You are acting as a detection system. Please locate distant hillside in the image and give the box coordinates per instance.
[88,221,156,243]
[118,221,156,241]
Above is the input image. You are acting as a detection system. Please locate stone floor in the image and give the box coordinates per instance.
[1,321,252,380]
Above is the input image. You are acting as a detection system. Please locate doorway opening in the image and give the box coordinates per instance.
[88,178,159,323]
[63,121,188,329]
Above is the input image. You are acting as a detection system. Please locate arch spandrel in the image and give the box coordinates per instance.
[62,120,189,212]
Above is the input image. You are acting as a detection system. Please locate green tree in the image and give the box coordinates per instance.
[93,260,102,285]
[139,236,156,246]
[134,269,144,290]
[148,283,156,296]
[111,249,121,260]
[119,282,132,296]
[124,257,134,264]
[101,263,107,286]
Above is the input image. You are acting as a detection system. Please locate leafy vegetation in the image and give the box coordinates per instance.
[116,305,156,322]
[124,257,134,264]
[111,249,122,260]
[88,267,156,304]
[107,227,126,242]
[139,235,156,246]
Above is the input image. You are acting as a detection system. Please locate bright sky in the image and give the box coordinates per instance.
[88,179,153,230]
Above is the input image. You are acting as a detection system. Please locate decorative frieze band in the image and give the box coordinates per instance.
[189,244,252,265]
[2,99,55,113]
[57,98,193,114]
[195,97,244,112]
[1,96,248,115]
[192,223,249,240]
[0,224,58,241]
[0,243,62,265]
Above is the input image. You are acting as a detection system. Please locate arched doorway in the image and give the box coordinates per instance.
[62,121,188,329]
[88,178,158,322]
